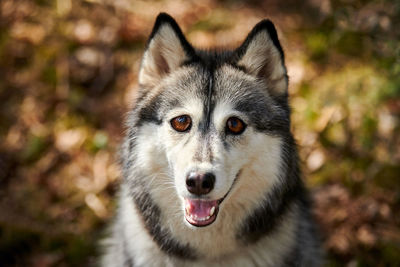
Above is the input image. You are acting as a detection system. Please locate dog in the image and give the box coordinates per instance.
[101,13,323,267]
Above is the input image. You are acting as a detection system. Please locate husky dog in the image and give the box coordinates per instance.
[102,13,323,267]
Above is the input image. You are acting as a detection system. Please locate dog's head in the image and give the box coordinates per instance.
[129,13,290,228]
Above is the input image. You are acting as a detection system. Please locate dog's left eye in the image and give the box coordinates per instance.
[226,117,246,135]
[171,115,192,132]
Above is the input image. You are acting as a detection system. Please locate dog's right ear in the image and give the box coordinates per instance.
[139,13,195,88]
[235,20,288,97]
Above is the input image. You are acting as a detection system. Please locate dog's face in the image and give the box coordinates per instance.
[131,14,289,228]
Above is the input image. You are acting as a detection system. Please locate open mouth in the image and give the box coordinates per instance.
[184,198,221,227]
[184,170,242,227]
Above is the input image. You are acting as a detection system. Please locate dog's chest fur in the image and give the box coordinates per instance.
[101,13,323,267]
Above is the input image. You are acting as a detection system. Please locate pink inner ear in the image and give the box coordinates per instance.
[155,52,170,76]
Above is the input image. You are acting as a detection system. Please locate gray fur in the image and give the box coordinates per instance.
[101,13,323,267]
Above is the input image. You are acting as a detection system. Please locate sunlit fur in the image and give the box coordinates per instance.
[101,13,323,267]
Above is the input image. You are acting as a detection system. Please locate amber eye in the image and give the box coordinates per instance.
[171,115,192,132]
[226,117,246,135]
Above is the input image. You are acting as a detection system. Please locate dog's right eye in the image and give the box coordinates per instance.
[171,115,192,132]
[226,117,246,135]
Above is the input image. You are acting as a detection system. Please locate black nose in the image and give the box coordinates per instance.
[186,172,215,195]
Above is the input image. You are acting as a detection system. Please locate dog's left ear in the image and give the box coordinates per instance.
[235,20,288,97]
[139,13,195,88]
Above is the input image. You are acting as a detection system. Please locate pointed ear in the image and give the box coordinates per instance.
[235,20,288,97]
[139,13,195,88]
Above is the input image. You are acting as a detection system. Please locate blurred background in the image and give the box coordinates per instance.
[0,0,399,266]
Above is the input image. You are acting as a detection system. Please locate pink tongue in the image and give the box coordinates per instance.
[185,199,217,217]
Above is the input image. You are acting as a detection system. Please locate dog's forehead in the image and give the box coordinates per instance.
[161,65,208,100]
[214,65,261,99]
[154,63,276,128]
[162,63,264,105]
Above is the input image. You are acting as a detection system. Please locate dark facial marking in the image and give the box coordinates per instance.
[234,93,290,135]
[237,181,304,243]
[198,69,215,134]
[127,128,136,154]
[128,180,197,259]
[237,139,305,243]
[136,94,163,127]
[205,71,214,130]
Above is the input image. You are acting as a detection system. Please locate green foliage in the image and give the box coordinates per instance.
[21,135,48,163]
[89,131,109,153]
[190,10,234,32]
[0,0,399,265]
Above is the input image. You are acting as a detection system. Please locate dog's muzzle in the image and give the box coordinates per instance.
[184,171,220,227]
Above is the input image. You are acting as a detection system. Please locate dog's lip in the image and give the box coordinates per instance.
[218,169,241,204]
[184,198,221,227]
[183,169,242,227]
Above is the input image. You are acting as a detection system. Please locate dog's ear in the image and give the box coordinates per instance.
[139,13,195,88]
[235,20,288,97]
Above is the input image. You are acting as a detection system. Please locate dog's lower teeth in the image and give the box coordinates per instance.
[189,214,211,221]
[184,200,218,223]
[210,206,215,216]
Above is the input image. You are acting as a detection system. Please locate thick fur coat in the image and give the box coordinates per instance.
[101,13,323,267]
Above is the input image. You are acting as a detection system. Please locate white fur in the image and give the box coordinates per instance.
[114,95,291,265]
[118,183,298,267]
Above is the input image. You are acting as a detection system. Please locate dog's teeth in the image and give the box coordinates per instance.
[189,214,211,221]
[210,206,215,216]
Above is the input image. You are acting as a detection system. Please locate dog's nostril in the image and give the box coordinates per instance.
[202,173,215,191]
[202,180,211,189]
[186,177,196,188]
[186,172,215,195]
